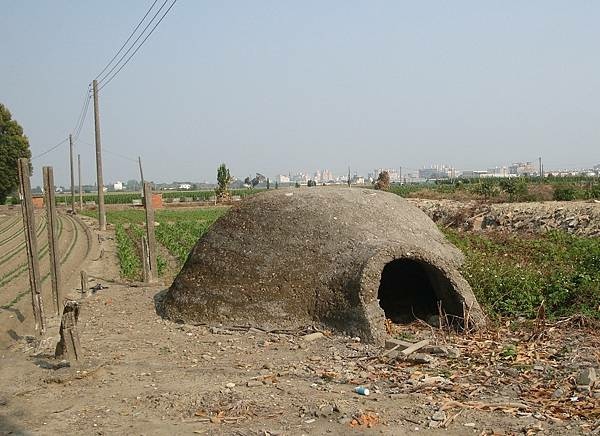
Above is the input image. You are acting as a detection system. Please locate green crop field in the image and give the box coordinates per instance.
[444,228,600,320]
[82,207,228,281]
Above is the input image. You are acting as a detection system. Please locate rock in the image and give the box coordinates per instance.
[575,385,591,393]
[210,416,221,424]
[333,402,347,414]
[0,396,7,406]
[302,332,324,342]
[404,353,434,364]
[432,410,446,421]
[422,376,450,385]
[247,380,263,387]
[552,388,564,398]
[576,367,597,386]
[446,347,461,358]
[225,382,236,389]
[319,405,334,417]
[422,345,460,357]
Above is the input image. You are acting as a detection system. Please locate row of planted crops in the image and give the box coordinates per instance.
[83,208,228,281]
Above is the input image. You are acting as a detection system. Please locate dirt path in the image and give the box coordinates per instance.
[1,212,598,435]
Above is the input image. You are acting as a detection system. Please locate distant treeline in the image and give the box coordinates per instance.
[389,176,600,202]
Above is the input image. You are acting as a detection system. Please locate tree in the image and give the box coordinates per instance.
[215,163,232,200]
[374,171,390,191]
[0,103,31,204]
[266,178,270,189]
[499,178,527,201]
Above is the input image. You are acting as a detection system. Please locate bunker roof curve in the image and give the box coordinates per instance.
[161,187,485,344]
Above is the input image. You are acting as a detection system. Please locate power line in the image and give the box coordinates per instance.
[104,148,139,163]
[31,137,69,160]
[72,85,92,141]
[77,140,139,163]
[97,0,172,86]
[94,0,160,82]
[98,0,177,91]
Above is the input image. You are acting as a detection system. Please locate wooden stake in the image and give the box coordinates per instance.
[80,270,88,295]
[55,300,82,362]
[43,166,62,316]
[143,182,157,281]
[17,158,45,334]
[141,236,150,283]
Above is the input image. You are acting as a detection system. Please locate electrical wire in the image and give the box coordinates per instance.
[94,0,160,82]
[72,85,92,141]
[76,140,138,163]
[31,137,69,160]
[98,0,177,91]
[97,0,172,86]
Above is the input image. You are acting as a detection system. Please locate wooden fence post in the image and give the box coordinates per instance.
[55,300,82,361]
[80,270,88,295]
[141,236,150,283]
[143,182,157,282]
[43,166,62,316]
[17,158,45,334]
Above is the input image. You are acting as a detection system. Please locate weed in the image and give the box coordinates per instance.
[445,228,600,320]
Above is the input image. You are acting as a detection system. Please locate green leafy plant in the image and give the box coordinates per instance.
[445,229,600,320]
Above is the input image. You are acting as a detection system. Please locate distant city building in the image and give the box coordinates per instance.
[276,174,290,183]
[418,167,450,180]
[509,162,536,176]
[178,183,192,190]
[460,170,488,179]
[321,169,334,182]
[372,168,403,182]
[486,167,511,178]
[113,181,124,191]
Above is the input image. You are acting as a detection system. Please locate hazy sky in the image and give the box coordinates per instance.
[1,1,599,186]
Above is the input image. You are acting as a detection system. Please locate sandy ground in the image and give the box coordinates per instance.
[1,209,599,435]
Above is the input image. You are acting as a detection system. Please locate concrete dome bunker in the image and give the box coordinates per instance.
[160,187,485,344]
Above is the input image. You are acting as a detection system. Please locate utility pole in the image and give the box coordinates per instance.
[92,79,106,230]
[78,154,83,210]
[138,156,145,196]
[539,157,542,179]
[69,134,75,213]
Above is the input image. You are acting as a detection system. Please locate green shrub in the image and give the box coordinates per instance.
[553,186,576,201]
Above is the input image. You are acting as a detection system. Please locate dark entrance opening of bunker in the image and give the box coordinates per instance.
[377,258,454,324]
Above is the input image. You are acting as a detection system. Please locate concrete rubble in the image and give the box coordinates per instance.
[410,199,600,236]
